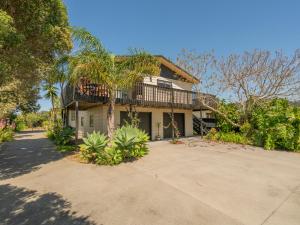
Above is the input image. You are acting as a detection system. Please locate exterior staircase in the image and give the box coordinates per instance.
[193,115,216,135]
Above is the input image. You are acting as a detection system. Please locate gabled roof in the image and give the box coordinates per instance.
[116,55,200,84]
[154,55,199,84]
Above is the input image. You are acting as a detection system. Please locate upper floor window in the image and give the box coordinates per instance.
[157,79,172,88]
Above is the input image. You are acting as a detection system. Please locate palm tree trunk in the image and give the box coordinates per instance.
[107,91,116,139]
[51,97,57,122]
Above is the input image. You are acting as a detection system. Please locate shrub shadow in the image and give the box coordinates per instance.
[0,131,62,180]
[0,184,97,225]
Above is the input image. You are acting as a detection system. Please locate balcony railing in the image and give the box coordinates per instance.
[63,82,203,109]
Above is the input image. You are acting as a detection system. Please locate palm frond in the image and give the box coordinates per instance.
[72,27,105,54]
[69,51,114,85]
[116,49,161,88]
[42,83,58,99]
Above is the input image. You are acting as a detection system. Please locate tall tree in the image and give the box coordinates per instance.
[70,28,160,138]
[54,55,70,108]
[43,80,58,121]
[0,0,72,117]
[177,49,300,127]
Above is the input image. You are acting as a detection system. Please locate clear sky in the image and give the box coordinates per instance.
[38,0,300,111]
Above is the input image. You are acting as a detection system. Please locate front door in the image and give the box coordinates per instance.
[163,113,185,138]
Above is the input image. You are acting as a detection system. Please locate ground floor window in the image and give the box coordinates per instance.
[71,111,75,121]
[89,115,94,127]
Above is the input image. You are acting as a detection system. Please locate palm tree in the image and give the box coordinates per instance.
[43,81,58,121]
[69,28,160,138]
[54,54,70,108]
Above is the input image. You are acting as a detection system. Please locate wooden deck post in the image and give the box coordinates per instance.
[171,89,175,140]
[66,107,69,127]
[200,109,203,138]
[75,101,79,142]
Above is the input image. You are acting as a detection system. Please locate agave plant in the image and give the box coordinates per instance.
[79,131,109,163]
[113,125,149,159]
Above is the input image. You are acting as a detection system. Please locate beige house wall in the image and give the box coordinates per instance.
[68,110,85,138]
[193,110,215,119]
[68,107,106,138]
[68,105,193,140]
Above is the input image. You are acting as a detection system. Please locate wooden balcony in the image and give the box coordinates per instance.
[63,82,212,110]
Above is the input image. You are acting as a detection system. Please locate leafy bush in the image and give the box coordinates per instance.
[206,128,218,141]
[112,125,149,159]
[57,145,77,152]
[240,122,251,136]
[0,128,14,143]
[46,120,76,151]
[54,126,75,146]
[214,98,300,152]
[251,99,300,151]
[15,112,49,130]
[42,120,50,130]
[206,129,250,145]
[15,121,27,131]
[216,101,241,132]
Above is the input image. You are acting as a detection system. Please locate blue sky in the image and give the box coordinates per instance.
[39,0,300,110]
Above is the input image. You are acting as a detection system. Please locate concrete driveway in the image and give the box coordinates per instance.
[0,131,300,225]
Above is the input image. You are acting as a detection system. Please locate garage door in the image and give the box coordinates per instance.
[120,111,152,137]
[163,113,185,138]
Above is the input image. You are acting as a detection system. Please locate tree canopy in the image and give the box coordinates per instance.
[0,0,72,117]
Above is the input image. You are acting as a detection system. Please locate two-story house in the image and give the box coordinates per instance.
[62,55,213,140]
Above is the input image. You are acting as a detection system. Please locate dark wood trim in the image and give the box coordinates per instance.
[63,82,199,110]
[66,108,69,127]
[75,101,79,142]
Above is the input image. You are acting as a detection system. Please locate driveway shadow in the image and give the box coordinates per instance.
[0,131,62,180]
[0,184,97,225]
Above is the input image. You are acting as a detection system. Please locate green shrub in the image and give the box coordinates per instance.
[216,101,241,132]
[251,99,300,151]
[46,120,75,151]
[57,145,77,153]
[79,131,109,164]
[212,99,300,152]
[15,112,49,130]
[112,125,149,159]
[206,130,250,145]
[46,129,56,140]
[54,126,75,146]
[218,132,250,145]
[15,121,27,131]
[42,120,50,130]
[206,128,218,141]
[0,128,14,143]
[240,122,251,136]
